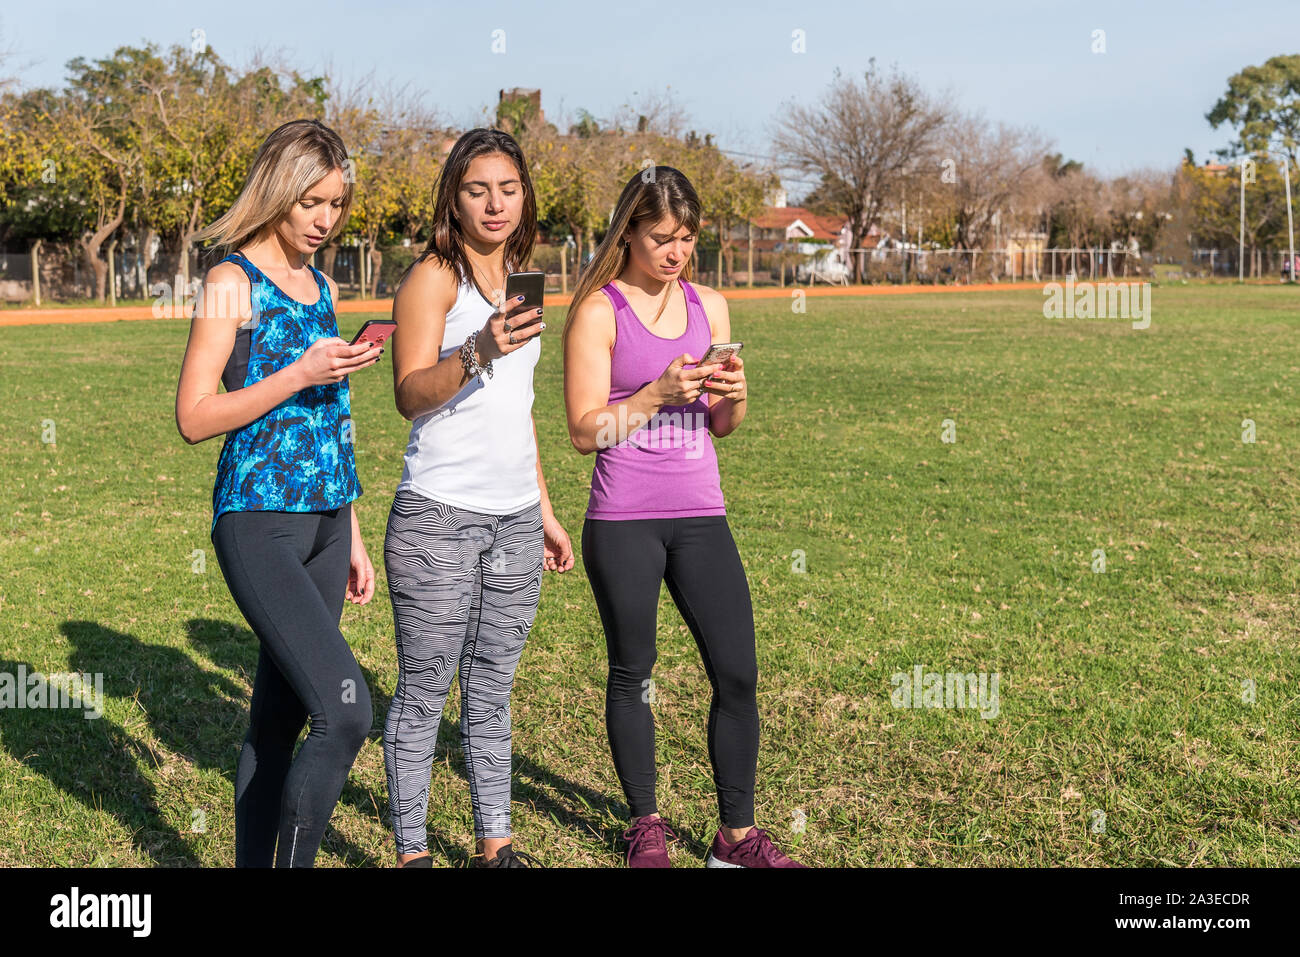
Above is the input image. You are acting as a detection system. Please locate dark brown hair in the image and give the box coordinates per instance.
[414,128,537,285]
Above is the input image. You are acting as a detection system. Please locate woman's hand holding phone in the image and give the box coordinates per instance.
[651,353,722,406]
[477,294,545,363]
[294,336,382,387]
[701,354,746,401]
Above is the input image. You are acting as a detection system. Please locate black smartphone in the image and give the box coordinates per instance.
[348,319,397,348]
[504,271,546,329]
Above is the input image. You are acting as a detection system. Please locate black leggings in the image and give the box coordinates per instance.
[211,506,372,867]
[581,515,759,828]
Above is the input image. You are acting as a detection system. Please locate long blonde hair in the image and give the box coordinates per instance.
[564,166,700,339]
[195,119,355,257]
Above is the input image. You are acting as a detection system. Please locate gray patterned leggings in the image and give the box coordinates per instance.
[382,488,543,850]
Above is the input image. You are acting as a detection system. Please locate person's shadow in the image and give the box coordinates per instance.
[2,617,702,867]
[0,650,200,865]
[512,745,710,862]
[0,619,376,867]
[183,616,413,867]
[0,620,222,867]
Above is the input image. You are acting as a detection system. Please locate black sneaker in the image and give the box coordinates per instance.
[476,844,543,868]
[399,854,433,868]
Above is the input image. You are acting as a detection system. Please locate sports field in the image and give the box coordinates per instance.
[1,284,1297,867]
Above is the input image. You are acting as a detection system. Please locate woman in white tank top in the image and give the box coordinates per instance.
[382,129,574,869]
[396,271,542,511]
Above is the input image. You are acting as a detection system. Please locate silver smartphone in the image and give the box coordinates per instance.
[697,341,743,380]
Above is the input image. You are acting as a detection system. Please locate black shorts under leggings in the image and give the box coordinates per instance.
[581,514,759,828]
[211,505,372,867]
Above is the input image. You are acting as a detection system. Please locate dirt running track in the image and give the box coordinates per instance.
[0,279,1130,328]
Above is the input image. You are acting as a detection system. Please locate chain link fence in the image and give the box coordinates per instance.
[4,242,1298,306]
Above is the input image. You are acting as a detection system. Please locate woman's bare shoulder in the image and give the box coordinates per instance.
[396,254,459,311]
[687,280,727,310]
[567,288,616,340]
[202,260,247,286]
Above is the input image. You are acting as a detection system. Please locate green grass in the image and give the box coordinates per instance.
[1,284,1298,867]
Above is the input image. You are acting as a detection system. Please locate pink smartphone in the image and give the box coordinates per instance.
[349,320,397,349]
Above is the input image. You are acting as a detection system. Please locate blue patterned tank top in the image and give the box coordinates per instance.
[210,250,361,532]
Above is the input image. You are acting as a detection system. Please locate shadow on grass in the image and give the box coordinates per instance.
[0,619,371,867]
[1,617,699,867]
[1,637,204,867]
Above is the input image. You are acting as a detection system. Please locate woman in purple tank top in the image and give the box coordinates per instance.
[562,167,804,868]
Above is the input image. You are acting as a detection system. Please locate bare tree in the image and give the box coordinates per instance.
[772,63,950,282]
[609,87,691,138]
[933,112,1051,277]
[1054,168,1105,277]
[0,25,32,94]
[327,73,443,296]
[1103,169,1174,275]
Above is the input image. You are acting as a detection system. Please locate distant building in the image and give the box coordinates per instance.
[497,88,546,135]
[1003,229,1049,275]
[764,186,788,208]
[724,205,862,257]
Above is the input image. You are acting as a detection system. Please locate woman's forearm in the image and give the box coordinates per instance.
[178,363,307,444]
[569,381,666,455]
[395,346,481,420]
[709,395,747,437]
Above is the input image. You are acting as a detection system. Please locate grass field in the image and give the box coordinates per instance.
[1,284,1297,867]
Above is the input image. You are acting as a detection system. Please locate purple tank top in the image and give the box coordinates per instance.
[586,279,726,521]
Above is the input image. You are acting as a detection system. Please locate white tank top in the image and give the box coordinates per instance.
[397,275,541,514]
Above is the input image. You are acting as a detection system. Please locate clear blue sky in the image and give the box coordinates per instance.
[2,0,1291,197]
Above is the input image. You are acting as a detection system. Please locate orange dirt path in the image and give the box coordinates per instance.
[0,279,1141,328]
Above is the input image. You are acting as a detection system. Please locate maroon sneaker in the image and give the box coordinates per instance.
[705,827,807,868]
[622,816,678,868]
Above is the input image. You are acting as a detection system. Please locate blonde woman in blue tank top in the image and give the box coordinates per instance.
[176,120,383,867]
[383,129,574,868]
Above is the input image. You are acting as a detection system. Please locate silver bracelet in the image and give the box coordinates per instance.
[460,331,493,379]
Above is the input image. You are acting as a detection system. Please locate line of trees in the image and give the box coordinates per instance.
[775,57,1300,281]
[1,45,335,300]
[0,43,775,302]
[3,42,1298,300]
